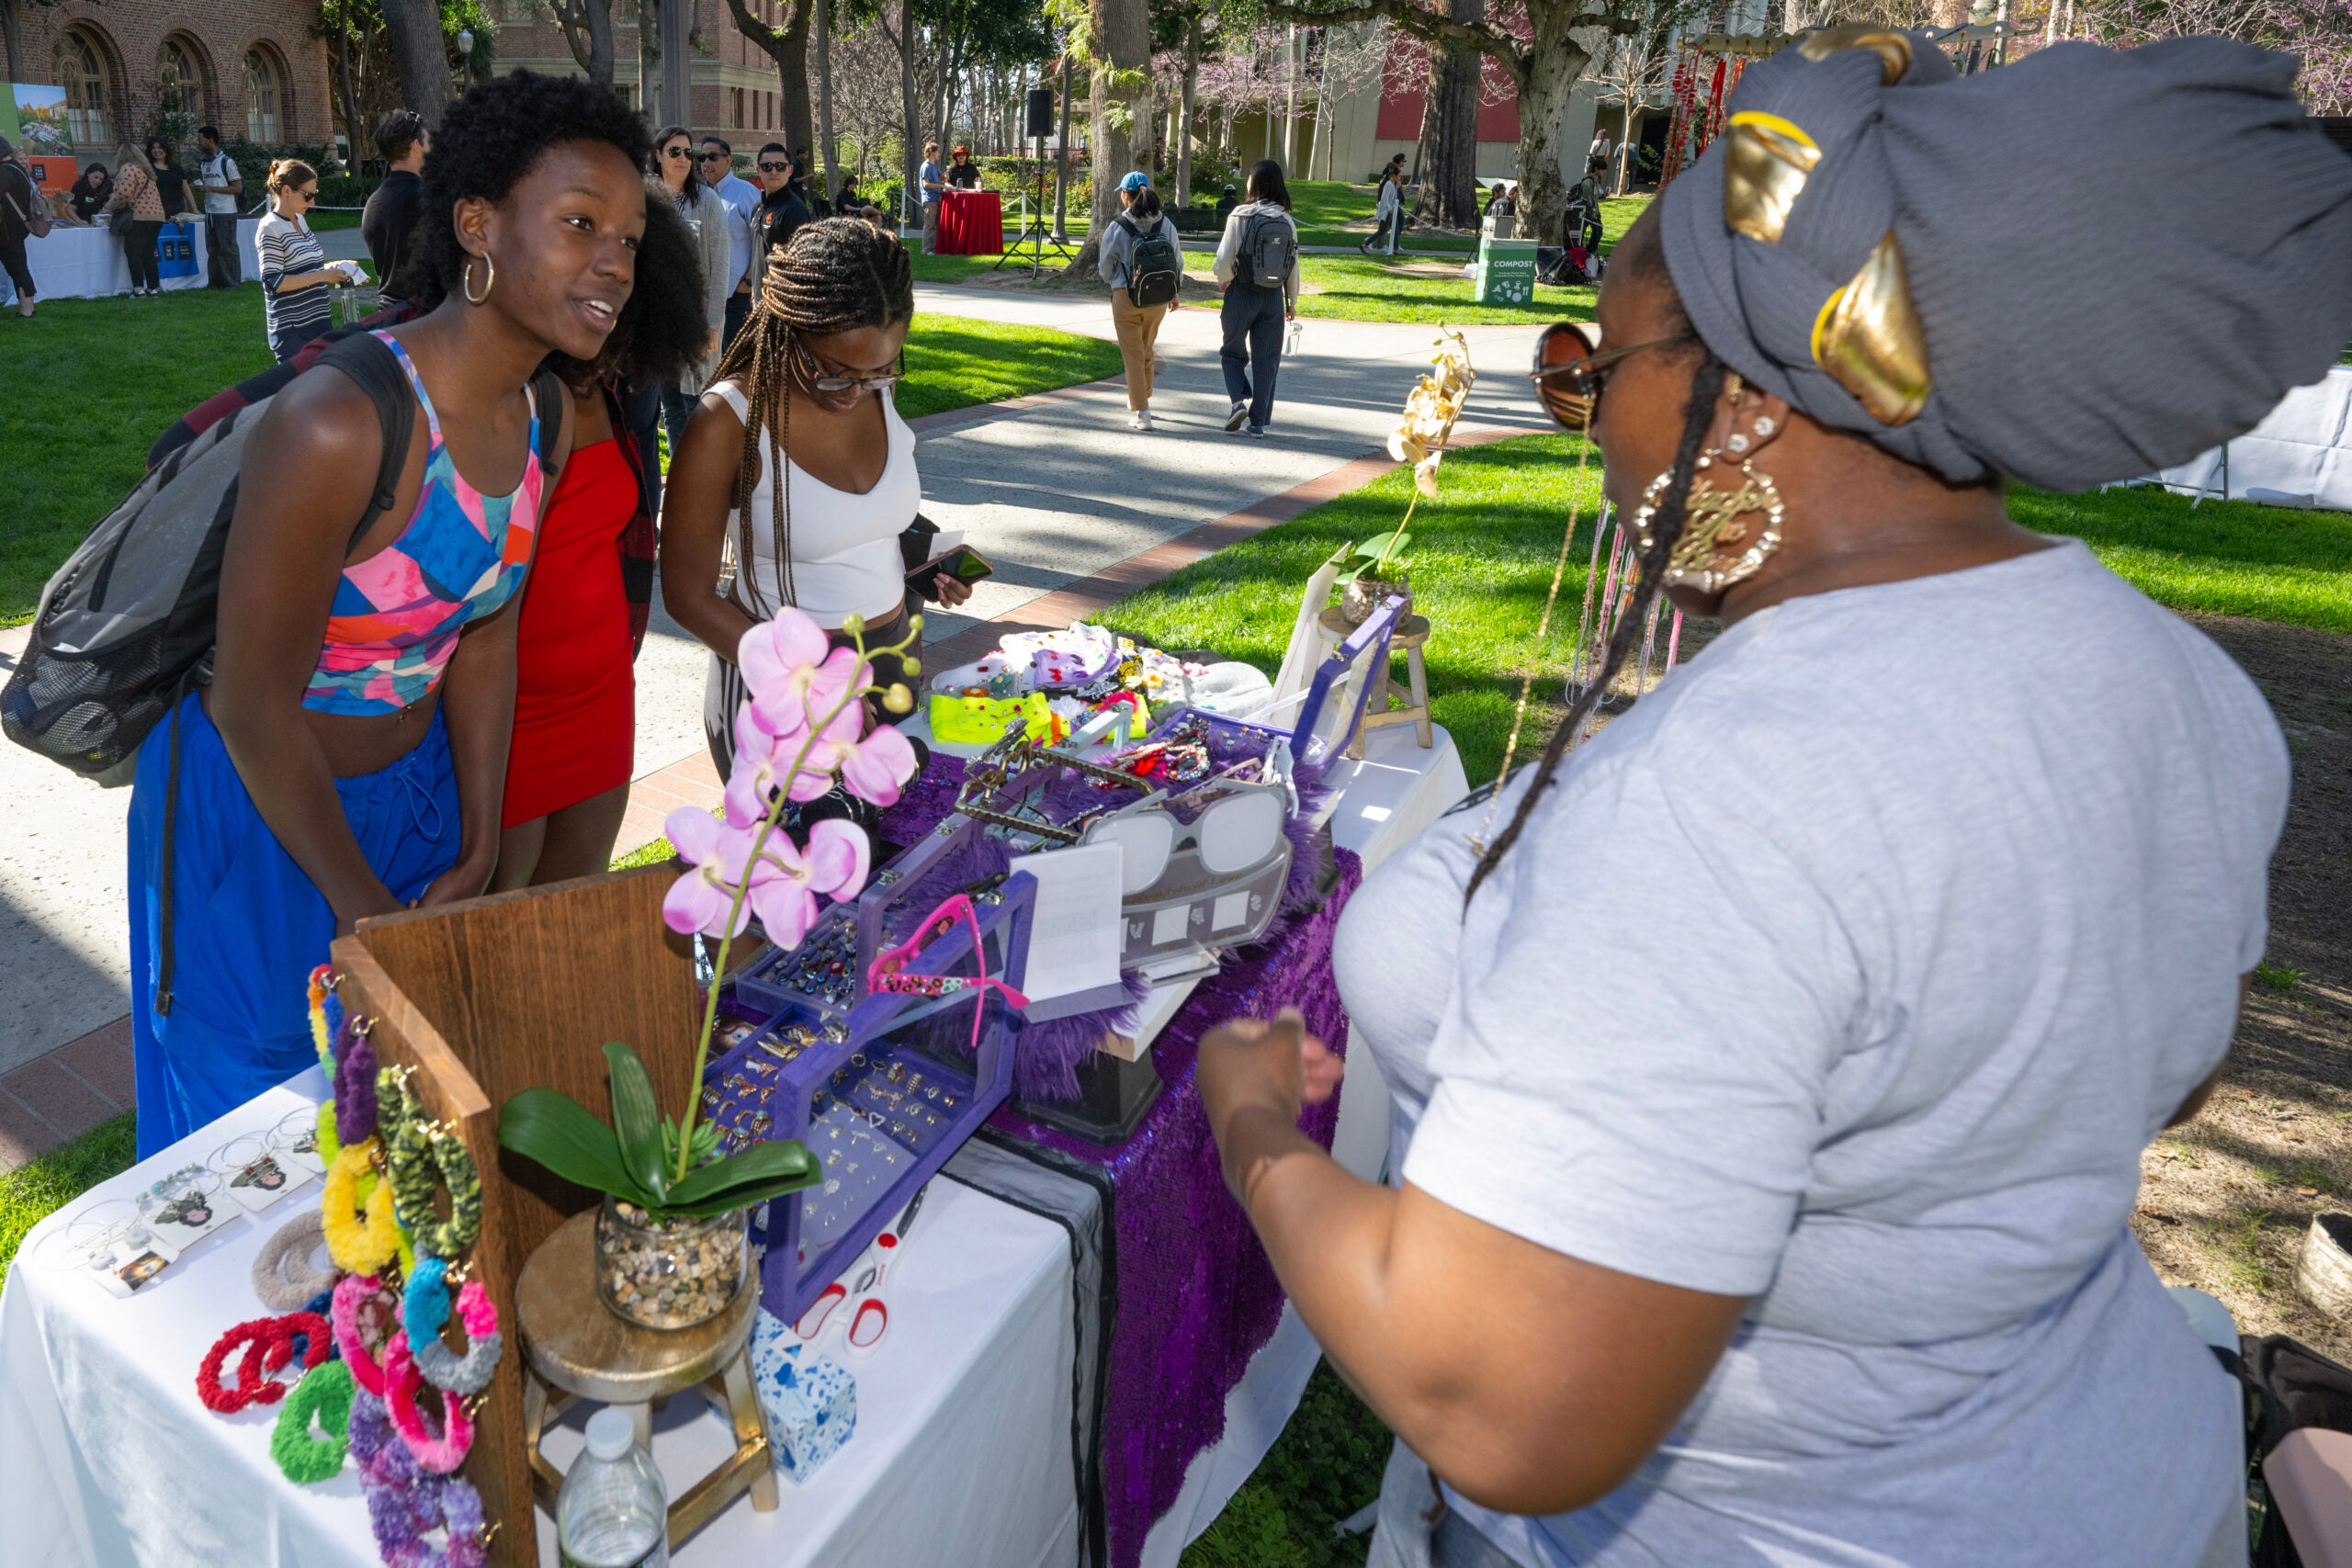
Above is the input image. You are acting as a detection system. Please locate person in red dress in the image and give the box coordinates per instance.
[493,193,711,887]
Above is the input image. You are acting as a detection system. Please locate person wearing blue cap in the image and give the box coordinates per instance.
[1194,28,2352,1568]
[1101,172,1182,430]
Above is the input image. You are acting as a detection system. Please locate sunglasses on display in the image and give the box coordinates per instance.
[1527,321,1681,433]
[1079,786,1291,899]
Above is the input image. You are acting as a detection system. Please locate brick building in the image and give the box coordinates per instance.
[487,0,798,148]
[13,1,334,163]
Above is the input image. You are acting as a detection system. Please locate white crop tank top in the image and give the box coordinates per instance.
[707,380,921,628]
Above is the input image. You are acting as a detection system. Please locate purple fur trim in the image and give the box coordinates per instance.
[336,1035,379,1146]
[1013,966,1150,1103]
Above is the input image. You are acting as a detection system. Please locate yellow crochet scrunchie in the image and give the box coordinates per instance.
[322,1140,400,1274]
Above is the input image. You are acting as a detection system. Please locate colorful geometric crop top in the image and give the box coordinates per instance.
[302,332,547,715]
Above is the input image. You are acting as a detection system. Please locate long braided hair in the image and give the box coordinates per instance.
[1463,327,1724,908]
[709,218,914,615]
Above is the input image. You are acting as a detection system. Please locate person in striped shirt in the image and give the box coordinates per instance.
[255,159,363,363]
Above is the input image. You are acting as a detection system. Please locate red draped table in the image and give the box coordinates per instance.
[936,188,1005,255]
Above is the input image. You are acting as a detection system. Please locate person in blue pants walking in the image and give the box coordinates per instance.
[1213,160,1301,437]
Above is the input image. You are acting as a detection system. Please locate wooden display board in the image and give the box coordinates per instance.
[331,865,704,1567]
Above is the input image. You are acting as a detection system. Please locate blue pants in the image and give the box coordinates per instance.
[126,694,460,1157]
[621,377,700,519]
[1220,285,1286,433]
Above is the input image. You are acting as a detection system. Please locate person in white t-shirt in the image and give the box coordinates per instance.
[1193,30,2352,1568]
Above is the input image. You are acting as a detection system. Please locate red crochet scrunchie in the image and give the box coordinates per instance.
[197,1312,331,1413]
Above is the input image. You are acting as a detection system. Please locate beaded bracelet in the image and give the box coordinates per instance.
[322,1139,401,1274]
[252,1207,335,1313]
[404,1261,503,1396]
[382,1330,476,1474]
[270,1359,356,1483]
[197,1313,329,1413]
[334,1272,400,1397]
[377,1070,482,1260]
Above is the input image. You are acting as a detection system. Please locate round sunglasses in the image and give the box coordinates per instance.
[1526,321,1681,433]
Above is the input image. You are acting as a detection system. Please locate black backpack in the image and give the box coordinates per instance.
[1115,213,1182,309]
[1238,209,1295,293]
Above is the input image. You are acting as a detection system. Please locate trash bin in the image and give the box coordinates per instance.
[1476,235,1540,305]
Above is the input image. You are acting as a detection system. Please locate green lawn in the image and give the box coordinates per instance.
[0,290,1124,625]
[0,1112,136,1276]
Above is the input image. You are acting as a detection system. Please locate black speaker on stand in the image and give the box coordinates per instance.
[997,85,1076,275]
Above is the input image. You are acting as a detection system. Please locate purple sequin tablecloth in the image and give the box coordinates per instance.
[878,757,1359,1568]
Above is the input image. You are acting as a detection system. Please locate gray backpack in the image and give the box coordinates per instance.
[2,333,422,785]
[1240,209,1295,292]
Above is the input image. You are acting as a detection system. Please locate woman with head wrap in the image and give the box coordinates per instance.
[1196,31,2352,1568]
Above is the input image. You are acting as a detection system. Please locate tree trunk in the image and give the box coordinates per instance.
[334,21,363,162]
[898,0,921,233]
[1177,20,1198,207]
[383,0,455,127]
[1068,0,1148,274]
[814,0,839,197]
[661,0,693,130]
[1413,0,1481,229]
[1053,51,1072,240]
[776,2,812,156]
[584,0,616,88]
[1511,4,1593,248]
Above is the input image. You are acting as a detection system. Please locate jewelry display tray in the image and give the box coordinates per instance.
[707,870,1036,1324]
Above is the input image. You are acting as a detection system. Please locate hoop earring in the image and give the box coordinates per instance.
[462,251,494,306]
[1632,449,1785,597]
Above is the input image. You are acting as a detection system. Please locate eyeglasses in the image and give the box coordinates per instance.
[698,151,729,162]
[758,161,790,174]
[662,145,692,160]
[793,334,903,395]
[1527,321,1680,433]
[294,188,317,204]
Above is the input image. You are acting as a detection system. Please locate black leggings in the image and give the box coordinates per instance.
[124,220,162,292]
[0,227,31,299]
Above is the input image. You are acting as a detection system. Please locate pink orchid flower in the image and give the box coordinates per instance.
[661,807,762,938]
[745,818,871,948]
[739,614,865,740]
[723,705,844,827]
[800,697,920,808]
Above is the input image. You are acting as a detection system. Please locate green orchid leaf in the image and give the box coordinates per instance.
[664,1139,822,1210]
[496,1088,655,1208]
[603,1042,669,1202]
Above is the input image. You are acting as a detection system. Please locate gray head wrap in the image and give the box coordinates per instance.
[1659,33,2352,491]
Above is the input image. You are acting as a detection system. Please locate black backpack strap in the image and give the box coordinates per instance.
[313,332,418,555]
[531,364,567,483]
[1113,212,1137,240]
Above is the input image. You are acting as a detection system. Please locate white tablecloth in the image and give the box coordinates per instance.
[17,216,265,300]
[0,726,1467,1568]
[2154,366,2352,511]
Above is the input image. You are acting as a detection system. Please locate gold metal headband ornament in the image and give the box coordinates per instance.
[1791,22,1914,83]
[1722,111,1819,244]
[1630,450,1786,597]
[1811,231,1932,425]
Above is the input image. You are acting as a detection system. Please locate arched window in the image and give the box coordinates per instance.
[52,28,112,149]
[243,48,281,144]
[157,38,207,122]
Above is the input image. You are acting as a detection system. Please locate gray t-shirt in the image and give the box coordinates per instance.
[1333,539,2281,1567]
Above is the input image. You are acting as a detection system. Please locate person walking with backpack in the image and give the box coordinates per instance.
[1214,160,1300,437]
[1099,172,1182,431]
[194,126,244,288]
[1360,158,1404,255]
[114,71,643,1156]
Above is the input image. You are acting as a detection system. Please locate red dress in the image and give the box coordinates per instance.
[503,436,637,828]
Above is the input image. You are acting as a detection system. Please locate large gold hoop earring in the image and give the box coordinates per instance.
[462,251,495,306]
[1632,450,1784,597]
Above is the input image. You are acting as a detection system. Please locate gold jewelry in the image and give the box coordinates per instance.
[461,250,495,306]
[1811,231,1930,426]
[1632,451,1785,597]
[1722,112,1819,244]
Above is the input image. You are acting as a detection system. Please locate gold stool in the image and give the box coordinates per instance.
[515,1210,777,1542]
[1317,606,1433,759]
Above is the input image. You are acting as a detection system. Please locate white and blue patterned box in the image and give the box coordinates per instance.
[751,1308,856,1483]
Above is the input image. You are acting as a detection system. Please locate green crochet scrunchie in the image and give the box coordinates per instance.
[375,1066,483,1260]
[271,1358,356,1483]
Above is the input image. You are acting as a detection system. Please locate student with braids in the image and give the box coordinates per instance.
[124,72,648,1155]
[1194,32,2352,1568]
[662,218,971,783]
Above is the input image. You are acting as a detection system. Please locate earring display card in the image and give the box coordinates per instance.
[269,1108,330,1179]
[210,1132,311,1216]
[60,1204,183,1299]
[135,1163,236,1255]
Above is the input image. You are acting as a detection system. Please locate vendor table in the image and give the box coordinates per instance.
[0,722,1465,1568]
[936,188,1005,255]
[19,217,264,300]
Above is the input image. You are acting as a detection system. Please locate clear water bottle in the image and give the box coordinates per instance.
[558,1407,670,1568]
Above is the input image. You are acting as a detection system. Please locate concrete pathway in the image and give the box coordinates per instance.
[0,285,1547,1163]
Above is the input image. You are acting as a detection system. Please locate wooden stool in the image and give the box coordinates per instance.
[1317,606,1433,759]
[515,1210,776,1541]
